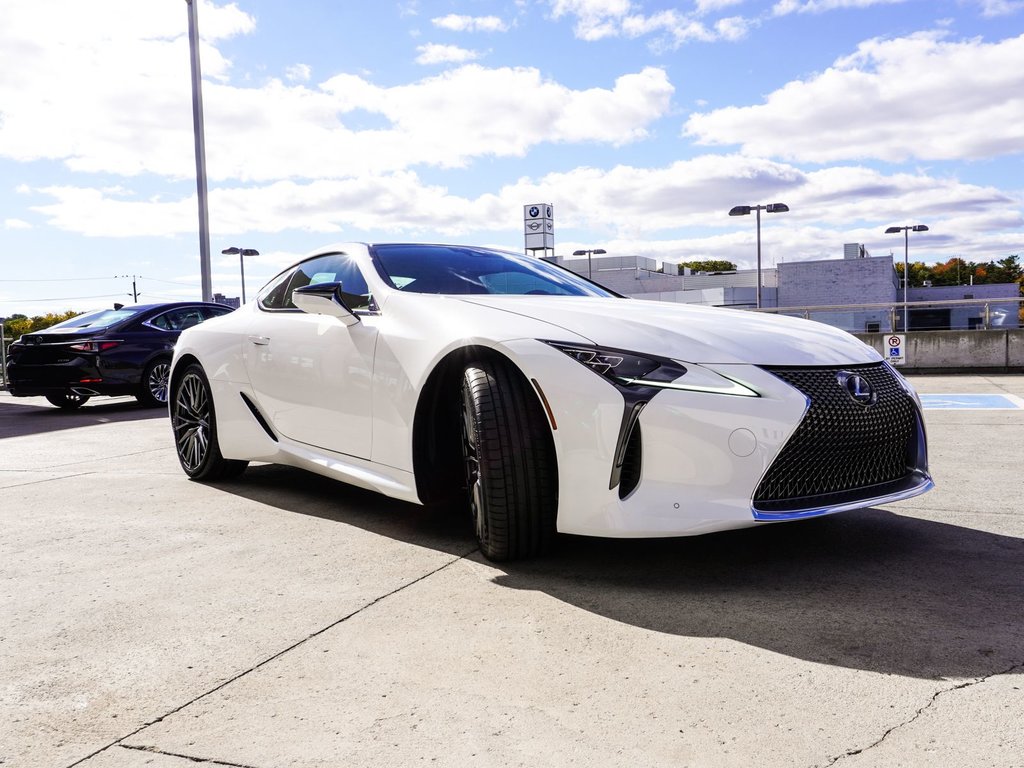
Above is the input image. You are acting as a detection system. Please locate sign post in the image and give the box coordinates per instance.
[887,334,905,367]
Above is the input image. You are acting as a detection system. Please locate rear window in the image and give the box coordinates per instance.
[46,308,143,332]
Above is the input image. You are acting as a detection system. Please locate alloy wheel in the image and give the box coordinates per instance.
[148,361,171,404]
[173,372,210,472]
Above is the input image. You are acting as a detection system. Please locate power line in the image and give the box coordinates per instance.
[11,293,128,302]
[0,276,122,283]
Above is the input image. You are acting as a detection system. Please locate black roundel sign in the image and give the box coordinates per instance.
[529,206,539,218]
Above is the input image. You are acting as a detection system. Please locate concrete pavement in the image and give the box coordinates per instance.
[1,375,1022,768]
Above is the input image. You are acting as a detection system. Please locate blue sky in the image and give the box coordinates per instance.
[1,0,1022,316]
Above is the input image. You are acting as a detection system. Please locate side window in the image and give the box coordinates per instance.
[258,253,372,312]
[149,313,173,330]
[203,306,233,320]
[151,308,206,331]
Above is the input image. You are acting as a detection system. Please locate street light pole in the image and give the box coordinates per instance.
[186,0,213,302]
[221,247,259,304]
[729,203,789,308]
[572,248,607,280]
[885,224,929,332]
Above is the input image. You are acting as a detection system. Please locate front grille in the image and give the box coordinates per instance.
[753,363,919,512]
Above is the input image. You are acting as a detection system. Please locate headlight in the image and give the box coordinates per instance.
[543,341,758,397]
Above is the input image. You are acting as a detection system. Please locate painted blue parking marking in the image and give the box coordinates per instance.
[919,394,1024,410]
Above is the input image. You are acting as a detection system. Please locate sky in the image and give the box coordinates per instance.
[1,0,1022,316]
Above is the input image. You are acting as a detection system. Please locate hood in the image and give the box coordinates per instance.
[457,295,881,366]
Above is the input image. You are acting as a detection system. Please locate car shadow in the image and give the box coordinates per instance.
[0,396,167,439]
[215,464,1024,681]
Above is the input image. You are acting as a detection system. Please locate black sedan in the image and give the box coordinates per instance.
[5,302,233,409]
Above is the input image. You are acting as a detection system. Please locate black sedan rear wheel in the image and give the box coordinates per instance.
[45,392,89,410]
[171,363,247,481]
[460,359,557,561]
[137,358,171,408]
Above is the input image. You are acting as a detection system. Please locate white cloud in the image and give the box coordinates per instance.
[551,0,753,47]
[431,14,510,32]
[0,0,672,184]
[415,44,481,65]
[4,218,32,230]
[550,0,634,40]
[29,156,1021,266]
[773,0,907,14]
[285,64,312,82]
[974,0,1024,16]
[684,33,1024,163]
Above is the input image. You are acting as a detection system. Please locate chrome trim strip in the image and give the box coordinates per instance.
[750,476,935,522]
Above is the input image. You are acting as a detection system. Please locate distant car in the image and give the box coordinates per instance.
[6,302,233,409]
[168,243,932,562]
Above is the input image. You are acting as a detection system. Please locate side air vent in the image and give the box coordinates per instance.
[618,422,642,499]
[239,392,278,442]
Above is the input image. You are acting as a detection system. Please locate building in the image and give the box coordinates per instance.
[551,246,1018,332]
[213,293,241,309]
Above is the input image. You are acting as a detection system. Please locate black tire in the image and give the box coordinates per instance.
[137,358,171,408]
[171,363,248,481]
[460,359,557,561]
[45,392,89,410]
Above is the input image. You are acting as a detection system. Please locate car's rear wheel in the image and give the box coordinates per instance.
[460,359,557,561]
[171,363,247,481]
[137,358,171,408]
[45,392,89,410]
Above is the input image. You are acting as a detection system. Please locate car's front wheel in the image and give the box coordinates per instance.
[137,358,171,408]
[171,363,247,481]
[460,359,557,561]
[45,392,89,410]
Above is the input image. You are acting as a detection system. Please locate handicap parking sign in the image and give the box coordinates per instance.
[887,334,905,366]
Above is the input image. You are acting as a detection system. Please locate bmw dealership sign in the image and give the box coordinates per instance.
[524,203,554,252]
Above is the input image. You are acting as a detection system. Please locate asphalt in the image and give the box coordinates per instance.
[1,375,1022,768]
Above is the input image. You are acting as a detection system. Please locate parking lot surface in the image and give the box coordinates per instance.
[1,375,1022,768]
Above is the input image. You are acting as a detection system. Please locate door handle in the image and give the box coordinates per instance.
[248,335,270,346]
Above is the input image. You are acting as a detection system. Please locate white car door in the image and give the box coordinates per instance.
[244,253,378,459]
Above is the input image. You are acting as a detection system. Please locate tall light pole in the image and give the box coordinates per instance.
[221,247,259,304]
[729,203,789,308]
[572,248,607,280]
[186,0,213,302]
[885,224,929,332]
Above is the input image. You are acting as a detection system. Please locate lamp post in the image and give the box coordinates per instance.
[729,203,789,309]
[885,224,928,332]
[185,0,212,302]
[221,247,259,304]
[572,248,607,280]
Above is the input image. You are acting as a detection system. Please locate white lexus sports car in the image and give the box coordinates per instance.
[169,243,932,561]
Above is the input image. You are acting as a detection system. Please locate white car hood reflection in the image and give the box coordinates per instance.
[455,295,881,367]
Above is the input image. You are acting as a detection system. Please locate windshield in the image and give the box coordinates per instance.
[45,307,143,332]
[370,244,616,297]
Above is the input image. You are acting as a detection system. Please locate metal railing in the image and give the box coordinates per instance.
[747,296,1024,333]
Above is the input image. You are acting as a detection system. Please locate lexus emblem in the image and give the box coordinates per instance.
[837,371,876,406]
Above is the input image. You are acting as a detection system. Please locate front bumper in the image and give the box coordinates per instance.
[503,341,932,538]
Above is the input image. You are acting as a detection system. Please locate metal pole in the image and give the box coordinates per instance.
[903,228,909,332]
[0,317,7,389]
[588,250,592,280]
[755,206,763,309]
[186,0,213,302]
[240,253,246,304]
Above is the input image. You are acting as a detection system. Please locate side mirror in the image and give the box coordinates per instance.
[292,282,360,327]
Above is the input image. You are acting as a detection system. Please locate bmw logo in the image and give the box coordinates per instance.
[837,371,876,406]
[529,206,539,218]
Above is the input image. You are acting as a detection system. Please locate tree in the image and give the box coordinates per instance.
[3,310,82,341]
[681,260,737,273]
